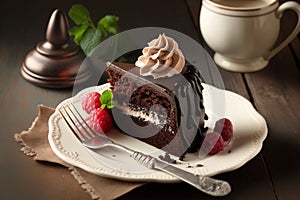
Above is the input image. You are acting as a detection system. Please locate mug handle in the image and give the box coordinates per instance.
[264,1,300,60]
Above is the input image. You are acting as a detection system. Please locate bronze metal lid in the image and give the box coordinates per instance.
[21,9,89,88]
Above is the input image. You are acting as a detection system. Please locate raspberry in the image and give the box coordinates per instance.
[201,132,224,155]
[88,108,112,133]
[82,92,101,114]
[214,118,233,143]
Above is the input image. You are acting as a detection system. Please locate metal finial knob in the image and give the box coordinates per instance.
[21,9,89,88]
[46,9,69,45]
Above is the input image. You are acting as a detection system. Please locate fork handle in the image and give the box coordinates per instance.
[108,144,231,196]
[132,152,231,196]
[156,160,231,196]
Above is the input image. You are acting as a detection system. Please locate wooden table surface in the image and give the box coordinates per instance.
[1,0,299,199]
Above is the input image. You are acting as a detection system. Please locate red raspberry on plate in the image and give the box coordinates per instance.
[88,108,112,133]
[214,118,233,143]
[82,92,101,114]
[201,132,224,155]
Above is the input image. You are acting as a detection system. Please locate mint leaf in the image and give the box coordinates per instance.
[68,4,91,25]
[68,4,119,56]
[100,90,114,109]
[80,29,102,56]
[98,15,119,34]
[97,25,108,39]
[69,24,88,44]
[106,101,115,109]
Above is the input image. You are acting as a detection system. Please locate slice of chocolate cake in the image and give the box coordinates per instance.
[106,34,207,158]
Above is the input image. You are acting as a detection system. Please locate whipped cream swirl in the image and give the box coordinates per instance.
[135,34,185,79]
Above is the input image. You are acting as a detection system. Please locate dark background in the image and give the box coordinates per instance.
[0,0,299,199]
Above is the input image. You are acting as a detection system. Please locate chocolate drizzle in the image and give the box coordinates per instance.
[174,65,206,152]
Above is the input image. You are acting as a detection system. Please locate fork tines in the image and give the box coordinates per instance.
[59,102,97,141]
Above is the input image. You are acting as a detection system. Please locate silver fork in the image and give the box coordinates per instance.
[59,101,231,197]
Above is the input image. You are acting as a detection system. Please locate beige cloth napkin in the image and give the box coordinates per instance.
[14,105,144,200]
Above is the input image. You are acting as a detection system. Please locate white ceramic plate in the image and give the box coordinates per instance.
[48,83,268,183]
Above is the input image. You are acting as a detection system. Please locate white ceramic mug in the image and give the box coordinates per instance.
[200,0,300,72]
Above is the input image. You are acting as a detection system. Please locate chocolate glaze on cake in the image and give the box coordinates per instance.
[106,62,207,157]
